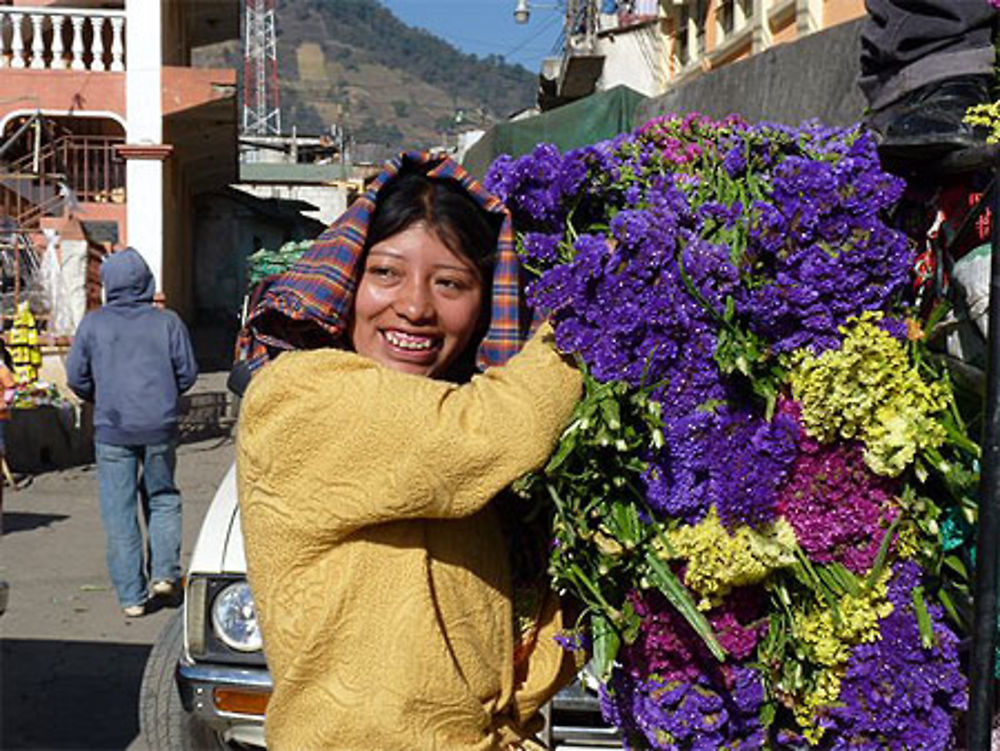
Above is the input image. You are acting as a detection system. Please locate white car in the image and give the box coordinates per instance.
[139,464,620,750]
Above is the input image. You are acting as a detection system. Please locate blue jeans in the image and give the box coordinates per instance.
[95,441,182,608]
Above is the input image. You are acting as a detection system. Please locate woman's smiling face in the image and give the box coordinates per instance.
[348,221,485,378]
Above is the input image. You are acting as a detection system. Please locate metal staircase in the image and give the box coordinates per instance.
[0,224,42,318]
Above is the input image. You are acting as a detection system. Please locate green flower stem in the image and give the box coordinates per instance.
[567,562,620,620]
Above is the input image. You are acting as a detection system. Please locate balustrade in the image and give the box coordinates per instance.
[0,6,126,72]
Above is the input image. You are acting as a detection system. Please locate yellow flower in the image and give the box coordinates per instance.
[895,522,920,558]
[790,569,893,743]
[662,507,797,608]
[793,570,892,667]
[795,669,843,745]
[789,312,947,476]
[965,101,1000,144]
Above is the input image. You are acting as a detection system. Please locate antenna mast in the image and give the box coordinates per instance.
[242,0,281,135]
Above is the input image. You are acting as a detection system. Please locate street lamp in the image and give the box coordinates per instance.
[513,0,562,25]
[514,0,530,24]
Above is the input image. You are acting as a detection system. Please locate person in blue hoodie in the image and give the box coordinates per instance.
[67,247,198,617]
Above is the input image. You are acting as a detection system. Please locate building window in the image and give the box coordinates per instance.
[718,0,734,39]
[675,6,690,67]
[695,0,706,58]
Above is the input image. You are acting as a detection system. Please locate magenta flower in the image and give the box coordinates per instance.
[776,406,899,574]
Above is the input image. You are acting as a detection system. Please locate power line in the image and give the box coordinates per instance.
[500,10,563,61]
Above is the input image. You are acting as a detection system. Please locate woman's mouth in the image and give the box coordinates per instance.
[382,329,439,353]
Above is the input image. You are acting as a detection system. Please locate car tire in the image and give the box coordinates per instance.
[140,611,226,750]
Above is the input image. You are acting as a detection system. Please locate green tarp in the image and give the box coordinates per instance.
[462,85,647,180]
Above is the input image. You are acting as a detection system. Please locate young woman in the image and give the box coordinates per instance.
[236,153,582,750]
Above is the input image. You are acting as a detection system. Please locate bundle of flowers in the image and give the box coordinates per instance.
[486,114,979,749]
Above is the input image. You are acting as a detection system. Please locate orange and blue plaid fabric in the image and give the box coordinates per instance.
[235,151,528,373]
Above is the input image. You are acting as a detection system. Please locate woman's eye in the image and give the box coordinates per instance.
[368,266,399,279]
[436,278,467,291]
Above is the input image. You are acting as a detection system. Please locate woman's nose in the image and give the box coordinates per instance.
[395,279,434,322]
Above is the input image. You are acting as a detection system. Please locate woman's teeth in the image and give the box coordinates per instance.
[384,330,434,350]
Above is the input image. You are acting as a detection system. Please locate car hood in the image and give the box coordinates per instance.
[187,463,248,575]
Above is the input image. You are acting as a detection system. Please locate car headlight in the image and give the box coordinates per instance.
[211,581,263,652]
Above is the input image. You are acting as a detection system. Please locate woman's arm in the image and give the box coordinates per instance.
[237,323,580,543]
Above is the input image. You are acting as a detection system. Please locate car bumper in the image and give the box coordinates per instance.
[176,656,272,748]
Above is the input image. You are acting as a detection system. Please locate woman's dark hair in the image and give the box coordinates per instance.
[364,172,501,285]
[361,172,502,380]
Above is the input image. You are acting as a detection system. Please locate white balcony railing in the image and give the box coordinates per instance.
[0,6,126,72]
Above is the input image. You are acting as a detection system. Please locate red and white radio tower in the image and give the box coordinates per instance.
[242,0,281,135]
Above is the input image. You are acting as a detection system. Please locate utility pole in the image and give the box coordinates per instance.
[242,0,281,135]
[565,0,598,54]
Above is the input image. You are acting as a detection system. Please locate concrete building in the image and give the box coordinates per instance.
[0,0,240,326]
[547,0,866,102]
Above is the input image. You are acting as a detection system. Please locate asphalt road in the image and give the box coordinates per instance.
[1,429,234,751]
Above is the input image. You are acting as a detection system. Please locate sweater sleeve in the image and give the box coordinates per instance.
[66,317,95,402]
[237,323,581,544]
[169,313,199,393]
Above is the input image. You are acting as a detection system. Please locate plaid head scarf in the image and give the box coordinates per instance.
[235,151,530,374]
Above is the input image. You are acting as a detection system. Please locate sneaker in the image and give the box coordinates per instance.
[151,580,176,598]
[123,603,145,618]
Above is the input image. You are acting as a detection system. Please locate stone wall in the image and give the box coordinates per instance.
[636,18,867,128]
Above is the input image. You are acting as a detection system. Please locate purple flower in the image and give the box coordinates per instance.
[521,231,561,264]
[599,665,765,750]
[644,407,798,527]
[822,562,967,749]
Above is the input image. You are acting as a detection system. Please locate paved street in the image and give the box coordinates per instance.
[1,426,234,750]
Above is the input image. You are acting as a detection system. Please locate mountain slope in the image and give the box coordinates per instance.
[273,0,538,148]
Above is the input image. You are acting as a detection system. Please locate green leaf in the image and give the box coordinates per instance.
[621,600,642,644]
[644,551,726,661]
[600,397,622,431]
[607,500,641,547]
[937,587,963,629]
[760,701,776,728]
[545,434,578,475]
[864,515,901,591]
[912,587,936,649]
[591,612,621,680]
[942,554,968,580]
[827,562,861,597]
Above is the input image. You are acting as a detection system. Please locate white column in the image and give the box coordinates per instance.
[796,0,822,35]
[69,15,86,70]
[50,15,66,70]
[752,0,772,53]
[124,0,164,290]
[10,13,25,69]
[735,0,747,30]
[125,158,164,286]
[28,14,45,69]
[687,8,698,65]
[109,17,125,72]
[89,16,106,71]
[0,14,8,69]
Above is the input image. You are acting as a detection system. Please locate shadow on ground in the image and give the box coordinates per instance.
[2,512,70,534]
[1,638,150,749]
[177,391,236,445]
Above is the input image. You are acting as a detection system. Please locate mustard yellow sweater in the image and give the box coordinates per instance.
[237,324,582,751]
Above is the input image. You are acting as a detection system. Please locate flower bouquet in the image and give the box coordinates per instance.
[486,115,979,749]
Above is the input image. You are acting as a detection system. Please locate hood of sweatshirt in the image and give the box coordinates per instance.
[101,248,155,306]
